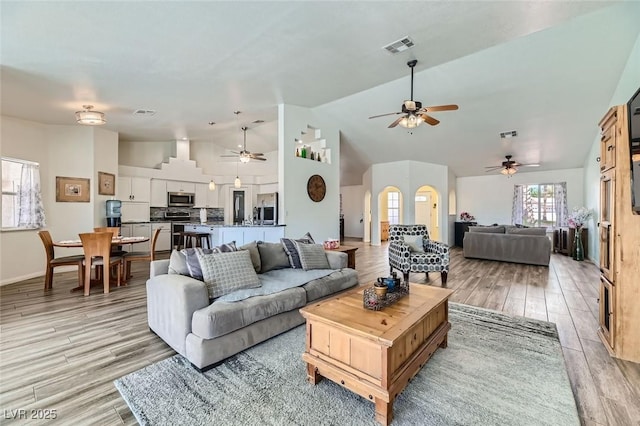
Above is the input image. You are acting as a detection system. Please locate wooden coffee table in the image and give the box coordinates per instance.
[300,283,453,425]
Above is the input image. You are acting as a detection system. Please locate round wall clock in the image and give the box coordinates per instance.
[307,174,326,202]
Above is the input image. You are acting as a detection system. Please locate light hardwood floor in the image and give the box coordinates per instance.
[1,241,639,425]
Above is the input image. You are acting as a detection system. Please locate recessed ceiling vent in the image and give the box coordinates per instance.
[500,130,518,139]
[382,36,415,54]
[133,109,156,116]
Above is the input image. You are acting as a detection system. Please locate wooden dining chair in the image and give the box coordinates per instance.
[122,228,161,280]
[38,230,85,291]
[79,232,123,296]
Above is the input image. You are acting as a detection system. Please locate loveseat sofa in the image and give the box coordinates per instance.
[463,225,551,266]
[146,241,358,371]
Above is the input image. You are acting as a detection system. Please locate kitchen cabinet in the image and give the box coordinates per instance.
[194,183,219,208]
[166,181,195,194]
[121,223,151,252]
[220,227,244,246]
[150,180,167,207]
[117,176,150,202]
[152,222,171,252]
[262,227,284,243]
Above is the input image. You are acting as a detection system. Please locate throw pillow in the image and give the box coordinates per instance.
[302,232,315,244]
[181,242,238,280]
[506,226,547,236]
[257,241,291,273]
[468,226,505,234]
[281,236,313,269]
[239,241,261,273]
[197,250,261,299]
[295,242,330,270]
[168,250,189,276]
[403,234,425,253]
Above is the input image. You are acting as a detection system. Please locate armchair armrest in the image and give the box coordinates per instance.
[146,274,210,356]
[424,239,450,256]
[388,240,411,270]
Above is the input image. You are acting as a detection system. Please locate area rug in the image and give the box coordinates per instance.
[115,303,579,425]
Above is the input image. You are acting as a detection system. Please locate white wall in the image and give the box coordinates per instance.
[278,104,340,241]
[341,185,365,238]
[119,141,175,168]
[583,32,640,263]
[1,117,49,284]
[93,128,119,227]
[456,168,584,226]
[369,160,451,245]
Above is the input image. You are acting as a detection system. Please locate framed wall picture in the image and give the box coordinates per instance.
[98,172,116,195]
[56,176,90,202]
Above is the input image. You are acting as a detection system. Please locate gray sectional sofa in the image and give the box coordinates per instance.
[146,247,358,371]
[463,225,551,266]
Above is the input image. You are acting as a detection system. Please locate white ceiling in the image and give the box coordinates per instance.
[2,1,639,185]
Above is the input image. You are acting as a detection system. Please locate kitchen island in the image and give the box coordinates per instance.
[182,223,286,247]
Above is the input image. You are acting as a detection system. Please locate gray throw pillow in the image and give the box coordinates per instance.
[403,234,425,252]
[469,226,505,234]
[295,242,330,270]
[281,236,313,269]
[197,250,261,299]
[506,226,547,236]
[257,241,291,273]
[181,242,238,280]
[168,250,189,276]
[239,241,261,273]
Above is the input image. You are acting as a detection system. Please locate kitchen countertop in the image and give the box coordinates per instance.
[183,222,285,227]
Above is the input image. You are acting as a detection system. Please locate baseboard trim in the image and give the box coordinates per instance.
[0,266,77,287]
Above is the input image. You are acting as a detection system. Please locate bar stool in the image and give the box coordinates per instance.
[177,232,211,250]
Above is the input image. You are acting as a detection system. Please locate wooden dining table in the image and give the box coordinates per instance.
[53,236,150,292]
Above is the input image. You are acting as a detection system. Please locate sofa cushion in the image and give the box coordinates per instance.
[198,250,261,299]
[239,241,261,273]
[191,287,307,339]
[469,225,505,234]
[182,244,238,281]
[296,242,330,270]
[257,241,290,273]
[505,226,547,236]
[168,250,189,276]
[403,234,425,253]
[281,236,313,269]
[302,268,359,302]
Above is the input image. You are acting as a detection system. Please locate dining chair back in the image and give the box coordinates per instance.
[122,228,162,279]
[79,232,122,296]
[38,230,85,290]
[94,226,121,236]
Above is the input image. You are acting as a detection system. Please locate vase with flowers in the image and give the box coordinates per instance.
[568,207,592,261]
[460,212,475,222]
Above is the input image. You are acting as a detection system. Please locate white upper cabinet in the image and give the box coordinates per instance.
[166,181,195,193]
[150,179,167,207]
[117,176,150,202]
[194,183,219,208]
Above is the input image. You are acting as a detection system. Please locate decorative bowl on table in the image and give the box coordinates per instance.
[323,239,340,250]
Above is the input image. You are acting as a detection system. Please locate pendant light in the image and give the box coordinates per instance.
[234,159,241,188]
[208,180,216,190]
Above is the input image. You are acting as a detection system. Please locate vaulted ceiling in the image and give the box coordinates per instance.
[2,1,639,185]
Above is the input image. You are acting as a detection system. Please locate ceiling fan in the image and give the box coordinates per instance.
[368,59,458,129]
[484,155,540,175]
[221,126,266,162]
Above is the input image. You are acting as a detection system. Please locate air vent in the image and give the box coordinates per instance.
[500,130,518,139]
[133,109,156,116]
[382,36,415,54]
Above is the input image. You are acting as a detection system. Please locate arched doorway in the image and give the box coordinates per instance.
[378,186,402,241]
[415,185,439,241]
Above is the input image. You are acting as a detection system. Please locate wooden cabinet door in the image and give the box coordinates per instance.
[600,124,616,172]
[599,276,615,349]
[599,169,615,282]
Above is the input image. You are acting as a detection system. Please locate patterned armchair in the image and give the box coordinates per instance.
[388,224,450,285]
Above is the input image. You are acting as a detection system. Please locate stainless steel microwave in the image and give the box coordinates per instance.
[168,192,195,207]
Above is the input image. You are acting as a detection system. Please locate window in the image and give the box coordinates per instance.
[387,191,399,225]
[512,182,567,228]
[1,157,46,230]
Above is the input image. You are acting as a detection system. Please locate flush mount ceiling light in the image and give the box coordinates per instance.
[75,105,106,125]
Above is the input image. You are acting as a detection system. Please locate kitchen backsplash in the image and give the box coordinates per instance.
[150,207,224,222]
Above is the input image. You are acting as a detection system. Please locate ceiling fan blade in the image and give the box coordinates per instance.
[388,116,405,128]
[252,157,267,161]
[369,111,403,119]
[422,104,459,112]
[520,163,541,167]
[484,166,503,170]
[420,114,440,126]
[250,153,264,157]
[221,154,239,158]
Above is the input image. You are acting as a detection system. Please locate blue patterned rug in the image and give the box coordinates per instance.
[115,303,579,425]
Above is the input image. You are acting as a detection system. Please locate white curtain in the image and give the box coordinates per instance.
[554,182,568,227]
[511,185,524,225]
[17,163,46,228]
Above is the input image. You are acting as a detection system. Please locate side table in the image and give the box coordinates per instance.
[329,245,358,269]
[454,221,477,248]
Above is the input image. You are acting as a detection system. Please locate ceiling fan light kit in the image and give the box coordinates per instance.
[500,167,517,176]
[368,59,458,129]
[75,105,106,125]
[485,154,540,176]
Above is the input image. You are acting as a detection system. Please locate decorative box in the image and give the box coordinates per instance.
[323,239,340,250]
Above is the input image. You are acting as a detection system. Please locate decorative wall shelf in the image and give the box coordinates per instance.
[294,125,331,164]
